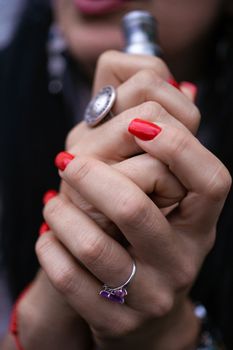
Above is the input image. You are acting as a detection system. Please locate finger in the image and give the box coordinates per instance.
[112,71,200,134]
[43,194,133,288]
[36,232,139,336]
[113,154,186,208]
[67,101,190,161]
[93,50,171,93]
[128,119,232,232]
[58,156,171,251]
[64,153,185,210]
[36,232,174,320]
[179,82,197,103]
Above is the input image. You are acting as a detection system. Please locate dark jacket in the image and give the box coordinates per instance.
[0,0,72,296]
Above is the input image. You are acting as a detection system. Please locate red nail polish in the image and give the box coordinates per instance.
[167,78,179,89]
[128,119,162,141]
[179,81,197,99]
[54,151,74,171]
[39,222,50,236]
[43,189,58,205]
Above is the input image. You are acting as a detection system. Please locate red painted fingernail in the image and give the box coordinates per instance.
[39,222,50,236]
[54,151,74,171]
[43,189,58,205]
[179,81,198,99]
[128,119,162,141]
[167,78,180,89]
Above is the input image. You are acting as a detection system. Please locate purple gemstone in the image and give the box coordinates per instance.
[114,289,127,298]
[100,290,110,299]
[100,290,125,304]
[109,294,125,304]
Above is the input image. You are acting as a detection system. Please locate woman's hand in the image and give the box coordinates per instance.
[35,52,205,349]
[61,151,186,240]
[2,271,92,350]
[5,51,201,350]
[36,117,231,349]
[60,51,199,235]
[66,51,199,159]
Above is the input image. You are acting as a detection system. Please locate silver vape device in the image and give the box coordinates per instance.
[122,10,162,57]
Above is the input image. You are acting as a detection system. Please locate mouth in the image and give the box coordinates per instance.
[73,0,134,16]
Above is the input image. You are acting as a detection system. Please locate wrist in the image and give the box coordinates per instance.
[13,271,91,350]
[18,271,77,331]
[95,299,200,350]
[150,298,200,350]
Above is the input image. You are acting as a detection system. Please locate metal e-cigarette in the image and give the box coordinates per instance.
[122,10,162,57]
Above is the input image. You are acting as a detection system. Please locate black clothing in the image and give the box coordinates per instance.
[0,0,73,296]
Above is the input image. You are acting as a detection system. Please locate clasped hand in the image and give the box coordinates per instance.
[36,51,231,349]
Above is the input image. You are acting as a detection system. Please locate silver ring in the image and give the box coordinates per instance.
[99,261,136,304]
[84,85,116,127]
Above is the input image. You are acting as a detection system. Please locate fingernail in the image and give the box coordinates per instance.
[54,151,74,171]
[43,189,58,205]
[167,78,180,89]
[128,119,162,141]
[39,222,50,236]
[179,81,198,99]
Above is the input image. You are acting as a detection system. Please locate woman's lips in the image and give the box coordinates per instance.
[73,0,127,15]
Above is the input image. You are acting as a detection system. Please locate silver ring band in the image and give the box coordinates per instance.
[99,261,136,304]
[108,261,136,291]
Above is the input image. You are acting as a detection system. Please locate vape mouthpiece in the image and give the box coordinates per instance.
[122,10,162,57]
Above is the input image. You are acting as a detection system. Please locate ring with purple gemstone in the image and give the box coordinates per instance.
[99,261,136,304]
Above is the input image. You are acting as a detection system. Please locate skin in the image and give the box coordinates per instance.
[36,55,231,349]
[3,1,232,349]
[53,0,225,79]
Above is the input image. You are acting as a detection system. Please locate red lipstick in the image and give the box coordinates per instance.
[73,0,126,15]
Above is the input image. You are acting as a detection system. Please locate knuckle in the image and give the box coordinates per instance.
[167,128,190,160]
[204,164,232,202]
[187,104,201,133]
[136,69,163,88]
[96,50,117,71]
[67,157,96,184]
[36,236,80,295]
[153,75,167,91]
[52,265,78,295]
[137,58,169,80]
[43,196,63,222]
[203,229,216,253]
[115,192,149,227]
[152,57,170,78]
[79,235,110,266]
[149,291,174,318]
[139,101,164,119]
[35,234,53,261]
[225,169,232,193]
[175,261,197,291]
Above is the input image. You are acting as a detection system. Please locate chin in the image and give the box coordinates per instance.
[54,0,152,65]
[64,23,124,65]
